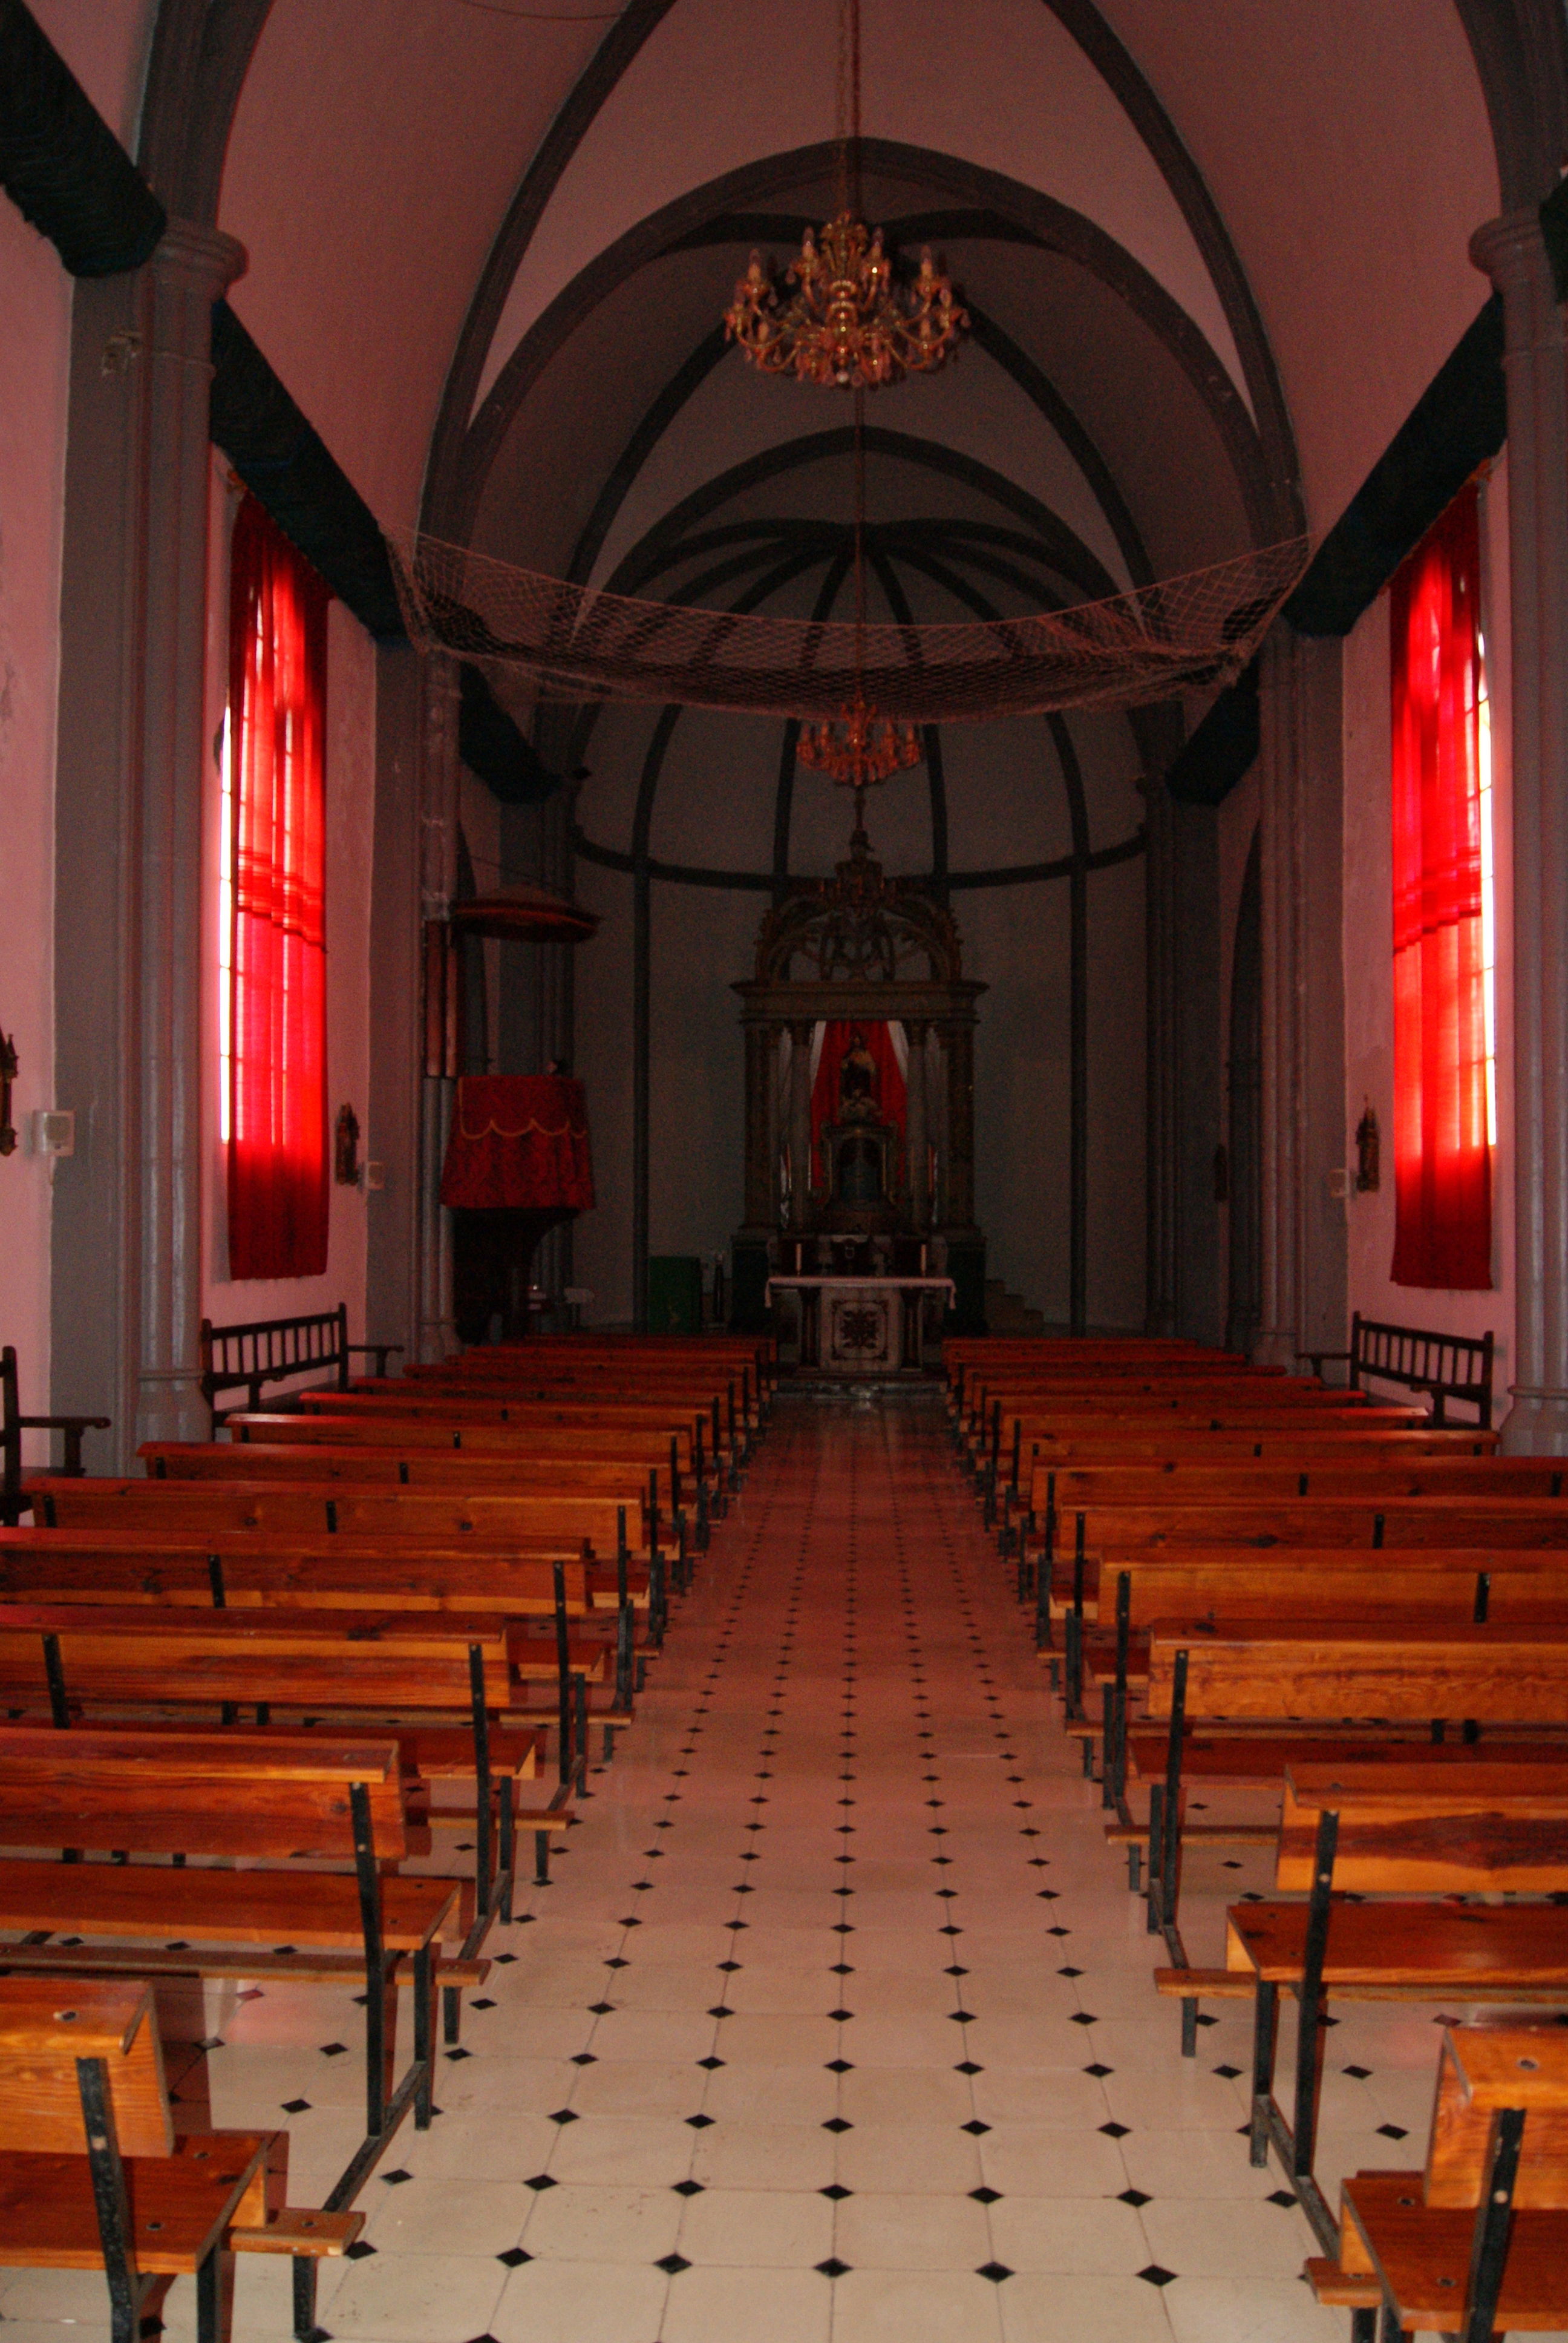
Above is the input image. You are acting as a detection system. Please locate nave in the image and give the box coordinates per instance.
[5,1389,1471,2343]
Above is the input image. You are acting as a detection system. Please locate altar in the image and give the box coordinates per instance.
[730,819,988,1338]
[766,1275,955,1375]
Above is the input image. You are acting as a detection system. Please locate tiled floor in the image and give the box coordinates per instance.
[4,1389,1530,2342]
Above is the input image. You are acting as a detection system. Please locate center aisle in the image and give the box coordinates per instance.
[309,1390,1343,2343]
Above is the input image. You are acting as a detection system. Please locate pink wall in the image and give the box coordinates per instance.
[199,465,377,1368]
[1341,465,1514,1398]
[0,205,71,1450]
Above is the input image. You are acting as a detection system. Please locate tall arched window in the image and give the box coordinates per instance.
[1389,482,1491,1290]
[221,495,330,1280]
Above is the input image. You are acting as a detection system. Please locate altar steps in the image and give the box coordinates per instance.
[984,1280,1046,1336]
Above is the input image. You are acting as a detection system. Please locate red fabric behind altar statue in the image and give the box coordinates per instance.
[440,1076,595,1212]
[811,1021,907,1187]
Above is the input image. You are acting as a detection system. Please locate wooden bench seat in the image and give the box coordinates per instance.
[0,1974,359,2343]
[1309,2024,1568,2342]
[1221,1761,1568,2244]
[0,1730,451,2292]
[1126,1622,1568,2035]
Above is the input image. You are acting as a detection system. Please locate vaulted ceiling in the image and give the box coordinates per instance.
[29,0,1557,870]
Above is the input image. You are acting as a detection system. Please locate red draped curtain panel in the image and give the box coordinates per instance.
[1389,482,1491,1289]
[226,494,331,1280]
[811,1021,908,1188]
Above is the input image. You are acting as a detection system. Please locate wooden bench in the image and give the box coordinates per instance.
[1224,1763,1568,2249]
[1304,1311,1495,1429]
[1132,1621,1568,2019]
[0,1599,584,1920]
[0,1726,453,2316]
[1307,2024,1568,2343]
[1,1344,108,1525]
[0,1974,359,2343]
[200,1304,401,1430]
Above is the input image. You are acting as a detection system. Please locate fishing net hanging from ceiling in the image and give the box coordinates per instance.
[385,529,1311,725]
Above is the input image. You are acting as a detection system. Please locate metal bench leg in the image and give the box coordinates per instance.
[535,1830,551,1885]
[1250,1980,1278,2167]
[292,2253,318,2343]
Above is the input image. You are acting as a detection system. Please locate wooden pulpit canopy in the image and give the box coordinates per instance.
[447,886,599,945]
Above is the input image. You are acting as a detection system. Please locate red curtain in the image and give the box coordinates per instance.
[811,1021,908,1186]
[1389,483,1491,1289]
[227,495,331,1280]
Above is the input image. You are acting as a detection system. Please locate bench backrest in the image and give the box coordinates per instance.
[1145,1620,1568,1725]
[0,1723,408,1859]
[35,1481,630,1550]
[1071,1501,1568,1548]
[0,1604,517,1716]
[1109,1554,1568,1628]
[0,1536,591,1614]
[1428,2027,1568,2209]
[1345,1312,1495,1428]
[0,1978,172,2156]
[1276,1768,1568,1894]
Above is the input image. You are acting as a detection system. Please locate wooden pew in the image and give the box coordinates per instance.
[0,1975,359,2343]
[1132,1620,1568,2028]
[1224,1761,1568,2248]
[1077,1555,1568,1833]
[0,1599,586,1912]
[0,1728,453,2269]
[1308,2024,1568,2343]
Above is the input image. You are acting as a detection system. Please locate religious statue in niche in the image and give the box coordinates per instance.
[838,1029,879,1121]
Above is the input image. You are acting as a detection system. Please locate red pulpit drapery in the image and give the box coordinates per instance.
[810,1021,907,1187]
[440,1076,596,1211]
[1390,483,1491,1289]
[226,495,331,1280]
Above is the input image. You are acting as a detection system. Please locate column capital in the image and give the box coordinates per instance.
[787,1017,815,1046]
[1470,206,1555,295]
[151,216,249,293]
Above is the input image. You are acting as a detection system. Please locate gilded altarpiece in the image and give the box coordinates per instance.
[731,829,986,1334]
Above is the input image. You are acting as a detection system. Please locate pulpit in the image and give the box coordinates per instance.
[440,1075,594,1343]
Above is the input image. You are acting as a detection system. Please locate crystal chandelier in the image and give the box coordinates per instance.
[725,217,966,390]
[722,0,966,391]
[794,385,923,831]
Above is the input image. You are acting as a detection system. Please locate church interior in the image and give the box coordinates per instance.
[5,0,1568,2337]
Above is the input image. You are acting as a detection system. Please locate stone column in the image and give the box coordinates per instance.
[1253,628,1348,1372]
[416,654,461,1361]
[743,1021,774,1227]
[904,1020,929,1227]
[1472,211,1568,1451]
[136,223,248,1443]
[944,1020,976,1227]
[788,1020,814,1221]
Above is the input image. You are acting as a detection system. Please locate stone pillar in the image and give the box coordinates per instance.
[788,1020,814,1220]
[905,1020,929,1227]
[944,1020,976,1228]
[137,224,249,1442]
[416,654,461,1361]
[743,1021,774,1228]
[1144,787,1179,1334]
[1472,211,1568,1450]
[1253,627,1348,1371]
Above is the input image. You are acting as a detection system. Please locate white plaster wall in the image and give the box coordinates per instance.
[200,476,376,1362]
[1341,466,1514,1398]
[0,205,70,1450]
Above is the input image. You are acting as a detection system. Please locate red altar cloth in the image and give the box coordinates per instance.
[440,1076,595,1212]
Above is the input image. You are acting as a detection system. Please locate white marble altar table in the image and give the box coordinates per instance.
[765,1274,955,1374]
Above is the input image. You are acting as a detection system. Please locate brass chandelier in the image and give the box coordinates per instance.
[793,385,924,825]
[722,0,967,391]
